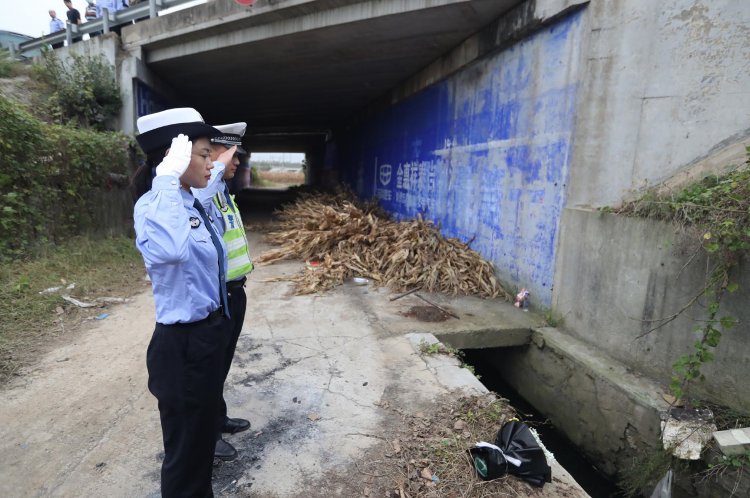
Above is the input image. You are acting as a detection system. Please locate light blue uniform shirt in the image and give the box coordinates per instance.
[50,17,65,33]
[134,175,229,325]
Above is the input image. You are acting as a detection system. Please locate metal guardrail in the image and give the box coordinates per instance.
[10,0,201,58]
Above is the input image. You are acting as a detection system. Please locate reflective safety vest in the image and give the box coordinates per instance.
[213,189,254,281]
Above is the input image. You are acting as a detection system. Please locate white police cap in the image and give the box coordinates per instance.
[211,122,247,155]
[136,107,220,154]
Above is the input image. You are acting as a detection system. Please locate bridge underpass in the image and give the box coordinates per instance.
[120,0,521,183]
[17,1,750,493]
[109,0,588,305]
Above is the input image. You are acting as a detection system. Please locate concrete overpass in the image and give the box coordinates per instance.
[118,0,520,149]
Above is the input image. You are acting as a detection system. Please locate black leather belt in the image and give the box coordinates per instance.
[227,277,247,289]
[206,307,225,320]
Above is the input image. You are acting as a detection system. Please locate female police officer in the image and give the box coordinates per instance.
[133,108,231,497]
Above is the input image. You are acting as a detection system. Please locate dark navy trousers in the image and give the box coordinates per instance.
[147,312,230,498]
[217,280,248,435]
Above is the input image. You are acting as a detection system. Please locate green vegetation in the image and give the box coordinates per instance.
[0,235,144,381]
[419,340,480,378]
[618,446,690,497]
[618,401,750,496]
[617,147,750,402]
[33,49,121,129]
[0,49,27,78]
[0,94,133,262]
[250,165,272,187]
[0,52,140,382]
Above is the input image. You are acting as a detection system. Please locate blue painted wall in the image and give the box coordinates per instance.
[334,11,584,305]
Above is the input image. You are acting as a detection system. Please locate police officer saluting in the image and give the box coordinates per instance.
[133,108,235,497]
[194,122,254,461]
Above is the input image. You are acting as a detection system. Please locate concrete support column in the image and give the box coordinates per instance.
[149,0,158,19]
[65,23,73,46]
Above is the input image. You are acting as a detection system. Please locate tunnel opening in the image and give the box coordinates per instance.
[249,151,306,191]
[462,347,622,498]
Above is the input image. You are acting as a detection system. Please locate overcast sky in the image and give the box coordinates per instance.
[253,153,305,163]
[0,0,206,37]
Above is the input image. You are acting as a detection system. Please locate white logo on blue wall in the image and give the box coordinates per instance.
[379,164,392,186]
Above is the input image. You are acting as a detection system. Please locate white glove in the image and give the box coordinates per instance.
[155,134,192,178]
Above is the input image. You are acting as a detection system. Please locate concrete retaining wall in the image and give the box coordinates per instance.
[553,208,750,412]
[485,327,668,477]
[335,9,585,306]
[567,0,750,208]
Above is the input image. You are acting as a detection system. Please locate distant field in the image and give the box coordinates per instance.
[256,169,305,187]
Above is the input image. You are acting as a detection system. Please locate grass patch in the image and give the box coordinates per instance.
[0,49,30,78]
[0,235,145,382]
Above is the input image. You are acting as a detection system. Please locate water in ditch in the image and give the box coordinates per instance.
[462,348,622,498]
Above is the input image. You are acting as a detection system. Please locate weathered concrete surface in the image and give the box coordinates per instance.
[337,8,585,307]
[486,327,670,477]
[0,232,583,497]
[362,289,541,349]
[553,208,750,413]
[567,0,750,208]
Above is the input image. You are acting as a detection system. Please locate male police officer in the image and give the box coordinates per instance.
[193,123,253,460]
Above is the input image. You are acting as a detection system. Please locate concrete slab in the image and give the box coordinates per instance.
[342,282,541,349]
[714,428,750,457]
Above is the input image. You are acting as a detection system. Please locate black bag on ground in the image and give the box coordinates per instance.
[468,420,552,488]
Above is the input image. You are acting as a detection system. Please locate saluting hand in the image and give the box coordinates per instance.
[155,134,193,178]
[216,145,238,168]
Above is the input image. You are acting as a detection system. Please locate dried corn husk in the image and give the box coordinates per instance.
[255,193,511,300]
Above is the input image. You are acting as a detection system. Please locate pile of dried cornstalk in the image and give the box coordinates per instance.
[255,194,511,299]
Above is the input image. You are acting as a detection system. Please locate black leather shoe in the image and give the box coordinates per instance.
[214,438,238,461]
[222,417,251,434]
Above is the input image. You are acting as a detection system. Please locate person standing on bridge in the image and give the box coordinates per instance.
[133,107,237,497]
[48,10,65,49]
[193,122,254,462]
[63,0,83,43]
[85,0,102,37]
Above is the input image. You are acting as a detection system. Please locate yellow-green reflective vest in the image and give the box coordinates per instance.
[213,190,254,281]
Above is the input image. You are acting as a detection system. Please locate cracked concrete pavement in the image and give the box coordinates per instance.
[0,232,587,497]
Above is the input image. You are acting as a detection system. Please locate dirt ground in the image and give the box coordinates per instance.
[0,230,586,498]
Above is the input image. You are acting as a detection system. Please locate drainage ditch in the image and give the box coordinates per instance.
[462,348,621,498]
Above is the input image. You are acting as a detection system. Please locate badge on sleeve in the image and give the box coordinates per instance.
[189,217,201,228]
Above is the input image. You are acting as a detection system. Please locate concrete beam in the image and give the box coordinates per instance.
[138,0,506,64]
